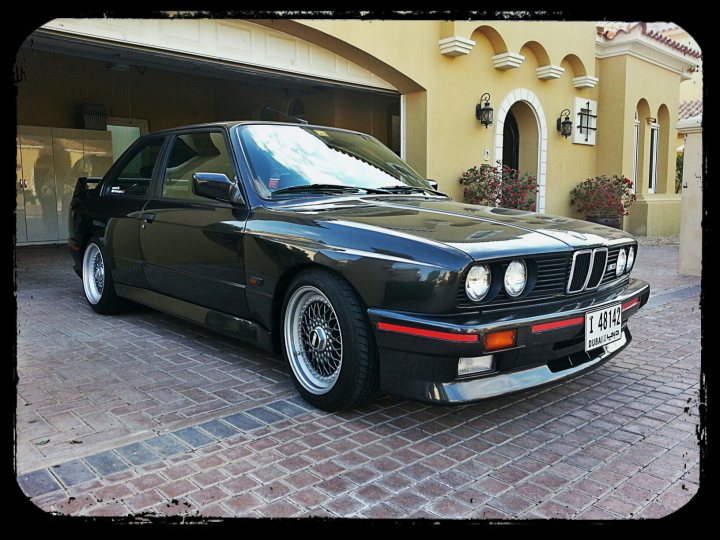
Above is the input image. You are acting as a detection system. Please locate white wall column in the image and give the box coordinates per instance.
[678,115,702,276]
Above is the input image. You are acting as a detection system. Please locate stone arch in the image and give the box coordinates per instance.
[560,53,587,77]
[470,25,509,55]
[636,98,652,119]
[494,88,549,212]
[519,41,551,66]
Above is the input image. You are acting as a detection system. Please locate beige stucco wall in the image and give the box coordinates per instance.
[625,195,682,236]
[679,65,703,103]
[596,52,683,235]
[678,123,702,275]
[623,56,679,195]
[662,27,703,103]
[595,56,627,176]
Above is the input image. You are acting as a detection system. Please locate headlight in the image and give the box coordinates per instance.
[626,246,635,273]
[504,259,527,297]
[616,248,627,276]
[465,264,491,301]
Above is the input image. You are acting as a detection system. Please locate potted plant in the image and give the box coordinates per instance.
[569,174,636,229]
[460,162,538,210]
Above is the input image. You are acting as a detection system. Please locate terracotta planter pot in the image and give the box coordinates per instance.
[586,215,622,229]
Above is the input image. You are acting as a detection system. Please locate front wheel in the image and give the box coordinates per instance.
[82,239,125,314]
[281,269,379,411]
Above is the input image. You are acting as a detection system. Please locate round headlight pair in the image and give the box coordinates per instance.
[465,259,527,301]
[616,246,636,277]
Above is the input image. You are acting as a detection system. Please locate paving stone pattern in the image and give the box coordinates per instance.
[15,245,701,518]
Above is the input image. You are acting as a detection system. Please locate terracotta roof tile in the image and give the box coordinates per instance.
[596,22,638,39]
[644,29,702,58]
[597,22,702,59]
[678,100,703,121]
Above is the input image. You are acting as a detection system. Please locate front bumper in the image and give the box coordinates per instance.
[368,278,650,404]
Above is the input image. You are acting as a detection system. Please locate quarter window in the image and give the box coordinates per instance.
[106,137,164,197]
[162,132,236,201]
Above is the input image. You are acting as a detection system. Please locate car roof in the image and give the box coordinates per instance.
[148,121,362,137]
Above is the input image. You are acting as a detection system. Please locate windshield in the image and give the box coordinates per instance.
[237,124,432,197]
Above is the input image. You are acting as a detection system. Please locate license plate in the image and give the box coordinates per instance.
[585,304,622,352]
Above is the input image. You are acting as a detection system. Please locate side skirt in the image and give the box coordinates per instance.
[115,283,275,353]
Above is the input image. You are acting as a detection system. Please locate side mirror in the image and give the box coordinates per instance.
[74,176,103,198]
[426,179,439,191]
[192,172,244,205]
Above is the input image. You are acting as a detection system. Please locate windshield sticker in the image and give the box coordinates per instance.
[313,130,329,137]
[268,177,279,189]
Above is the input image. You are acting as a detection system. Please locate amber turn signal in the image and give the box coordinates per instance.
[483,329,517,352]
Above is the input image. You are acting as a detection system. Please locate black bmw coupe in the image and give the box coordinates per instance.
[69,122,649,411]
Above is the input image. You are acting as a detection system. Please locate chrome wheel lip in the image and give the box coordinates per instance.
[284,285,343,395]
[82,243,105,305]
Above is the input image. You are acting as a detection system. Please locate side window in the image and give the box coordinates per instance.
[106,137,164,197]
[162,131,236,201]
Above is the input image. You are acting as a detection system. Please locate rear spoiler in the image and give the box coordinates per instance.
[73,176,103,198]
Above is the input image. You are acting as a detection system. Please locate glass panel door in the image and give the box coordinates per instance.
[16,138,27,243]
[18,126,58,243]
[51,128,86,241]
[82,130,113,178]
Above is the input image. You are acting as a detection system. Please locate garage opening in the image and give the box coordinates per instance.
[16,28,401,245]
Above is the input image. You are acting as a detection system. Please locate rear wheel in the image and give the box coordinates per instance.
[281,269,379,411]
[82,239,124,314]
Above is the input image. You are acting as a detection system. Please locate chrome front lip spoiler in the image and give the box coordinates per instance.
[424,328,630,404]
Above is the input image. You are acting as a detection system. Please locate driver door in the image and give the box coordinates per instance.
[139,129,250,318]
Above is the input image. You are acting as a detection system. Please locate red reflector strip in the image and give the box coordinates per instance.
[622,298,640,311]
[532,316,584,333]
[376,322,478,342]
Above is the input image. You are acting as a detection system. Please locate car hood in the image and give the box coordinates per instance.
[271,196,634,261]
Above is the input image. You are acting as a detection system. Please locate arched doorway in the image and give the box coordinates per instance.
[502,102,539,181]
[502,111,519,171]
[494,88,548,212]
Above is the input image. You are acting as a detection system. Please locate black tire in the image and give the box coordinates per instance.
[81,238,125,314]
[281,268,380,411]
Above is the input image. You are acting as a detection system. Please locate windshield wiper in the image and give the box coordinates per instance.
[271,184,391,196]
[378,185,440,196]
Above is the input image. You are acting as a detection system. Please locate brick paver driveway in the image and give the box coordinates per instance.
[15,244,701,518]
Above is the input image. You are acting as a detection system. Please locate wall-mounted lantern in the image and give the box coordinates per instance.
[557,109,572,138]
[475,93,493,128]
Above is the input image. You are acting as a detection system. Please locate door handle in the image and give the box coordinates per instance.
[143,213,156,223]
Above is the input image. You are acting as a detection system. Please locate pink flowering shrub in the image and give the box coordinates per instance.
[569,175,636,216]
[459,162,539,211]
